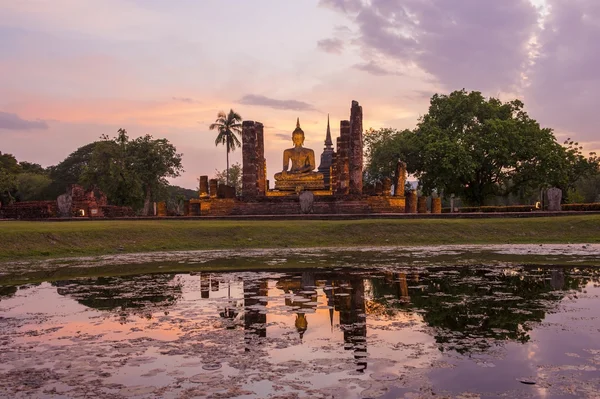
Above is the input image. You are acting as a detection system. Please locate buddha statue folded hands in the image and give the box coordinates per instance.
[274,119,325,191]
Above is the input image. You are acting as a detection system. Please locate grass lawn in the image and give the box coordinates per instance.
[1,215,599,261]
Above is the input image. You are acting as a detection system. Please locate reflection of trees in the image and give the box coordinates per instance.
[0,285,17,299]
[52,274,182,318]
[370,267,598,353]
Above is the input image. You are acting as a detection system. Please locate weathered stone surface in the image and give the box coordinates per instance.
[299,191,315,214]
[547,188,562,211]
[431,198,442,214]
[349,101,363,195]
[394,160,407,197]
[242,121,258,198]
[56,194,72,217]
[417,196,428,213]
[405,191,418,213]
[199,176,209,198]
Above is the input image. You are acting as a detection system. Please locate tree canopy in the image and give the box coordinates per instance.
[365,90,599,205]
[81,129,184,214]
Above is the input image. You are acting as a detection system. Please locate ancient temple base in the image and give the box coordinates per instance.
[191,194,406,216]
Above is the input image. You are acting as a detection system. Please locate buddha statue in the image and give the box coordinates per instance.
[274,118,325,191]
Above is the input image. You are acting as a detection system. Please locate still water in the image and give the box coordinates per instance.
[1,264,599,398]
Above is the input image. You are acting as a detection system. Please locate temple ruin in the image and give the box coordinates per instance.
[193,100,409,215]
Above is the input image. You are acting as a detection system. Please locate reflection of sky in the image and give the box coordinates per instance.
[1,271,600,398]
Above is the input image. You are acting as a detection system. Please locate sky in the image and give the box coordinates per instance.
[1,0,599,189]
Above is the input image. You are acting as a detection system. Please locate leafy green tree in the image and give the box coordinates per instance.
[364,127,417,186]
[209,109,242,186]
[16,173,52,201]
[46,142,99,198]
[128,133,184,215]
[80,129,184,214]
[0,152,20,206]
[213,162,242,195]
[367,90,598,206]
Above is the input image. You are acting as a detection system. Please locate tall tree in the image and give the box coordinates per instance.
[209,109,242,186]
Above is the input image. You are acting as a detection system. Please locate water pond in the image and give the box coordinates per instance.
[1,250,600,398]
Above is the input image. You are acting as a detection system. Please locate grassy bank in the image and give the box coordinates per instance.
[1,215,599,261]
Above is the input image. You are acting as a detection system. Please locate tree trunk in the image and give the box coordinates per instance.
[142,185,152,216]
[226,139,230,186]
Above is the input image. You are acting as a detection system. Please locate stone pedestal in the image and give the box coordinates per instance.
[405,191,417,213]
[431,198,442,214]
[417,196,428,213]
[547,188,562,211]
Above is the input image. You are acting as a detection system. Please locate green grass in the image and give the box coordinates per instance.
[1,215,599,261]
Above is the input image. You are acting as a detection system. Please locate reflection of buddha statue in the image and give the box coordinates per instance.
[274,119,325,191]
[295,312,308,340]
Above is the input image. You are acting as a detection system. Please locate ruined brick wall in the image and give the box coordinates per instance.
[1,201,56,219]
[349,101,363,195]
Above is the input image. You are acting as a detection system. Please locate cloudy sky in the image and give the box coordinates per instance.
[1,0,598,189]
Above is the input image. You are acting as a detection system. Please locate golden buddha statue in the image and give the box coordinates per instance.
[274,118,325,191]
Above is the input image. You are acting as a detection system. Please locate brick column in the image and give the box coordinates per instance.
[336,121,351,195]
[394,160,406,197]
[349,100,363,195]
[255,122,266,196]
[242,121,258,199]
[199,176,209,198]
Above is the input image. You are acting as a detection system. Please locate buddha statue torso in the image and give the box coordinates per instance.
[274,119,325,191]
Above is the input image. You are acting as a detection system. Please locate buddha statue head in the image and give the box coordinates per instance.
[292,118,305,147]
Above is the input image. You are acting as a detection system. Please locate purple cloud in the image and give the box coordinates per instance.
[0,112,48,130]
[526,0,600,142]
[238,95,316,111]
[353,61,397,76]
[322,0,538,93]
[317,38,345,54]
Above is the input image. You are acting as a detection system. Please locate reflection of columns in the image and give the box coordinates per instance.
[398,273,409,300]
[550,269,565,290]
[337,278,367,372]
[200,273,210,299]
[211,279,219,292]
[244,279,268,351]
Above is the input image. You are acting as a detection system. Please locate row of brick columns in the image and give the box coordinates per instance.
[405,192,442,214]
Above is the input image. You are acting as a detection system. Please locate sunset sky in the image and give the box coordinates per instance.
[1,0,598,189]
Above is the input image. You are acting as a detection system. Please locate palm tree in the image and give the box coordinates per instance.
[209,109,243,186]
